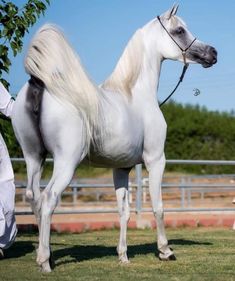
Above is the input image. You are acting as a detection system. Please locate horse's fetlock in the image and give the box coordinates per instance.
[37,247,50,266]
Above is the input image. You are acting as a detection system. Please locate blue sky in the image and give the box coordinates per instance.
[5,1,235,112]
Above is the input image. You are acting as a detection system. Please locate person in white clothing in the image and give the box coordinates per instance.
[0,82,17,258]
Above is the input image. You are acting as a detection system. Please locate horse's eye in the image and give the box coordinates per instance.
[176,27,185,35]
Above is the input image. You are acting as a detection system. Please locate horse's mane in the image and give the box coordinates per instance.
[101,29,144,97]
[24,24,100,144]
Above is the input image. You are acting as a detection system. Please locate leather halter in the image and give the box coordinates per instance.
[157,16,197,107]
[157,16,196,65]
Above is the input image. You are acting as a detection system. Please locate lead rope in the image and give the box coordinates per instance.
[159,63,188,107]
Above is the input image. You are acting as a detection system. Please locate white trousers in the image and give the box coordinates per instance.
[0,133,17,249]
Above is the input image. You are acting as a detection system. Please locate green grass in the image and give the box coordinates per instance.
[0,228,235,281]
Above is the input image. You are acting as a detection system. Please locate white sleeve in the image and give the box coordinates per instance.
[0,82,14,117]
[0,207,6,237]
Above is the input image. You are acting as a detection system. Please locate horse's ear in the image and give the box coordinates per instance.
[162,4,179,20]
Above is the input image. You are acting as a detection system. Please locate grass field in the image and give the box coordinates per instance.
[0,228,234,281]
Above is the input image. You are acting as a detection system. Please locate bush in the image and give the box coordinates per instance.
[2,101,235,174]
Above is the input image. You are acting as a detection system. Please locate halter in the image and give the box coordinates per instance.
[157,16,197,107]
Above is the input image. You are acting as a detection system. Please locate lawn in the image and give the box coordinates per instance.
[0,228,234,281]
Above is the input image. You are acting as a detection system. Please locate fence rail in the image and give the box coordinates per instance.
[12,158,235,215]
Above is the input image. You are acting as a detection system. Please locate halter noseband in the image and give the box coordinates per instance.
[157,16,196,107]
[157,16,196,65]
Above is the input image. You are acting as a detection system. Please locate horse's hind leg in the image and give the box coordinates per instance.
[13,123,46,232]
[37,153,82,272]
[12,82,46,232]
[113,168,131,263]
[25,152,46,232]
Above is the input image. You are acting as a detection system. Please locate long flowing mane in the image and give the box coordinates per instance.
[102,29,144,96]
[25,24,100,137]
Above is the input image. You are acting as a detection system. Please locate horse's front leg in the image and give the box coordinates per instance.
[146,154,175,260]
[113,168,131,263]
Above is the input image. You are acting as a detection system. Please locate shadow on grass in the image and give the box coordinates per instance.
[3,236,212,267]
[3,235,68,260]
[4,241,35,259]
[169,239,212,246]
[53,238,212,267]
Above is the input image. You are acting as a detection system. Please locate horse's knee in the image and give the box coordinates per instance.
[119,208,130,223]
[116,188,130,217]
[153,208,164,220]
[119,204,130,224]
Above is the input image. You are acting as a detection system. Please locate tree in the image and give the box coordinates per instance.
[0,0,50,159]
[0,0,50,88]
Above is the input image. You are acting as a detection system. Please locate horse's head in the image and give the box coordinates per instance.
[156,4,217,68]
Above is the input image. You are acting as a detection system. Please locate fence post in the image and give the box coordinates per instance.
[181,177,185,209]
[135,164,142,214]
[187,177,192,207]
[72,186,78,206]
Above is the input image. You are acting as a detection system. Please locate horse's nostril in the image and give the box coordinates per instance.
[211,47,217,57]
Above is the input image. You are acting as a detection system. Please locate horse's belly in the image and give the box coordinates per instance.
[87,143,143,168]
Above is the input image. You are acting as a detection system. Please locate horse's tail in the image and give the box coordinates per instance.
[24,24,99,139]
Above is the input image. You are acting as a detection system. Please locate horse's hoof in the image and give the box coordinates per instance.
[119,259,130,265]
[159,253,176,261]
[39,261,52,273]
[118,254,130,264]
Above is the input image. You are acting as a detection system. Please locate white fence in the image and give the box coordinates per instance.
[12,158,235,214]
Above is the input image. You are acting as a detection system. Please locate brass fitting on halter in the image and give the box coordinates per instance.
[182,50,187,65]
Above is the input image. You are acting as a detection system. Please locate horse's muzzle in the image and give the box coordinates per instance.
[202,46,217,68]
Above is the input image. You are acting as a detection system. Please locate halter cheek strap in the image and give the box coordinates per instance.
[157,16,196,107]
[157,16,196,65]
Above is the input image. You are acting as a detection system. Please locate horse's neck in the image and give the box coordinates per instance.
[132,52,162,103]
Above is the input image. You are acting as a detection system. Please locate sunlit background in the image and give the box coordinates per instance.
[4,0,234,112]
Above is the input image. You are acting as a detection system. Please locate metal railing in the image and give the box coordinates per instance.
[12,158,235,215]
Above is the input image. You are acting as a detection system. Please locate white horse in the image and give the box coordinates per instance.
[12,5,217,272]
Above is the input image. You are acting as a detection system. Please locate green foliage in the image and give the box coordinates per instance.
[0,0,50,88]
[0,0,50,171]
[0,118,22,175]
[162,101,235,173]
[3,101,235,174]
